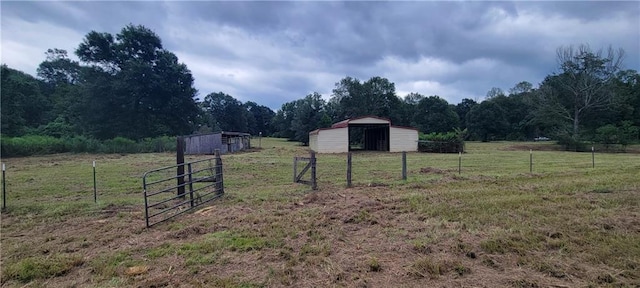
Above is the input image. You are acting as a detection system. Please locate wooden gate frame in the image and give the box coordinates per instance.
[293,151,317,190]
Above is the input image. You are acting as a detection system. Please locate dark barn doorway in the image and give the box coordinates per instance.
[348,124,389,151]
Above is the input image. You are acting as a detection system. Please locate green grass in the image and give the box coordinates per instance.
[1,138,639,287]
[1,253,84,283]
[88,251,139,279]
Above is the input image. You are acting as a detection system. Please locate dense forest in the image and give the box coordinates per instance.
[2,24,639,156]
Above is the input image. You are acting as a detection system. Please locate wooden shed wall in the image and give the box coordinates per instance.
[185,134,222,155]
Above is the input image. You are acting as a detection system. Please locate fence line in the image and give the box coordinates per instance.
[313,148,623,188]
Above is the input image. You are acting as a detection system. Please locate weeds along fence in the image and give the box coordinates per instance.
[142,151,223,228]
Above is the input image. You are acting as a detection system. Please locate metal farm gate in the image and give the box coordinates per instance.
[143,152,223,227]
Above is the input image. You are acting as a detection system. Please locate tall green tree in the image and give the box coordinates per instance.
[490,94,534,140]
[244,101,275,136]
[1,65,50,136]
[401,92,425,127]
[467,100,509,142]
[331,76,402,123]
[532,44,625,140]
[291,92,328,145]
[413,96,459,133]
[455,98,478,131]
[201,92,248,133]
[37,49,86,136]
[508,81,533,95]
[74,24,199,139]
[271,101,299,139]
[485,87,505,99]
[610,70,640,127]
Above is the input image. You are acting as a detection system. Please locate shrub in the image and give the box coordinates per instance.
[139,136,176,153]
[102,137,138,154]
[36,117,76,138]
[1,135,68,157]
[1,134,179,157]
[64,136,102,153]
[551,130,589,152]
[418,130,465,153]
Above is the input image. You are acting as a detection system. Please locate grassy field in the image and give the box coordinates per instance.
[1,138,639,287]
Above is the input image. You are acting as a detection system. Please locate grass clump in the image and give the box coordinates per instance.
[409,257,445,278]
[454,264,470,276]
[300,243,331,257]
[367,257,381,272]
[2,253,84,283]
[178,230,280,266]
[89,251,139,279]
[480,231,545,256]
[209,230,277,252]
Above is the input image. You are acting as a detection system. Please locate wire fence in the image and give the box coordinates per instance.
[312,149,639,188]
[1,148,638,212]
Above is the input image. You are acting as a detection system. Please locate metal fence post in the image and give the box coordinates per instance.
[143,175,149,228]
[188,163,194,207]
[2,163,6,210]
[93,161,97,203]
[592,146,595,168]
[458,152,462,175]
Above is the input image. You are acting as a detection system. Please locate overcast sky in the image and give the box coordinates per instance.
[2,1,639,110]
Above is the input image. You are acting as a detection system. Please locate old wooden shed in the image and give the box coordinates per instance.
[184,132,251,155]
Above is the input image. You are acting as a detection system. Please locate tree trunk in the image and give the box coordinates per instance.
[573,109,580,139]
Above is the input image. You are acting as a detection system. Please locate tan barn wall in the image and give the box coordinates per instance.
[390,127,418,152]
[309,133,319,152]
[316,128,348,153]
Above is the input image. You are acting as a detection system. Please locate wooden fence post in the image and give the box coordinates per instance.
[311,151,317,190]
[177,136,185,198]
[529,149,533,173]
[293,156,298,183]
[347,152,352,188]
[215,149,224,195]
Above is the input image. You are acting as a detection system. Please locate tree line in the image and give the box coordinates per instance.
[2,24,639,154]
[1,25,274,144]
[272,45,639,150]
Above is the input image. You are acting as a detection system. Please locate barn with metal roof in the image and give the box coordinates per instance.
[309,116,418,153]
